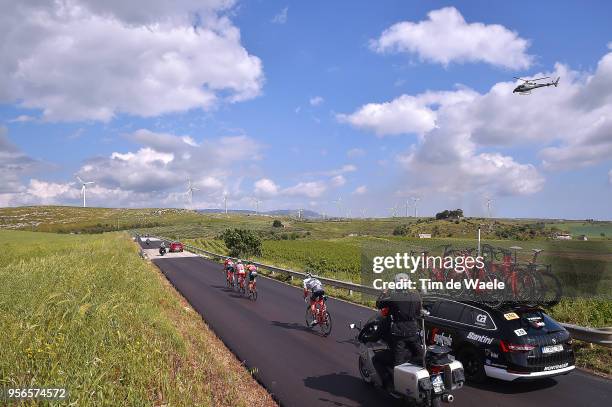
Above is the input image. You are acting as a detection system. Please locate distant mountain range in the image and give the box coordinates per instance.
[196,208,323,219]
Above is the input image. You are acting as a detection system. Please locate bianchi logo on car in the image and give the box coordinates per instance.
[467,332,494,344]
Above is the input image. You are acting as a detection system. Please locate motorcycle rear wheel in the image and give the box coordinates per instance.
[358,355,373,384]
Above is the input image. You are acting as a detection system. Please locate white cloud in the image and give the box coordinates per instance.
[347,148,366,158]
[309,96,324,106]
[0,127,42,194]
[330,175,346,187]
[26,179,80,203]
[77,129,261,194]
[8,115,36,123]
[254,178,279,197]
[340,49,612,197]
[0,1,263,122]
[324,164,357,176]
[353,185,367,195]
[283,181,327,198]
[370,7,532,69]
[271,6,288,24]
[337,89,477,136]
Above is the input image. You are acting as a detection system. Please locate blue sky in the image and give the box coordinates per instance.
[1,0,611,219]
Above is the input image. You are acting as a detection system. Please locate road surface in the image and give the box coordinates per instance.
[139,240,611,407]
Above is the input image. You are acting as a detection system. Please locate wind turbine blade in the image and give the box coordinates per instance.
[76,176,84,183]
[84,181,95,185]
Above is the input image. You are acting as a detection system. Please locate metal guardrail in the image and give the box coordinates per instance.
[134,232,612,347]
[560,324,612,347]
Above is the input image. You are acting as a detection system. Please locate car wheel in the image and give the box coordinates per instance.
[458,347,486,383]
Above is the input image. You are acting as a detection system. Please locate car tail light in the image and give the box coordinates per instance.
[429,364,444,374]
[500,340,535,353]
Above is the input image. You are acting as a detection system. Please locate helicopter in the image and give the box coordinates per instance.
[513,76,560,94]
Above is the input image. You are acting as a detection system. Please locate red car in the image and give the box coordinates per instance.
[169,241,184,253]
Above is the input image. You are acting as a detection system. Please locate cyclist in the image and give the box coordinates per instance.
[235,260,246,290]
[303,273,325,326]
[224,258,235,285]
[247,264,258,293]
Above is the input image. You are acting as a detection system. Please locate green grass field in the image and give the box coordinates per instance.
[0,230,274,406]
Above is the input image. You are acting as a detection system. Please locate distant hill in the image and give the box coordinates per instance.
[197,208,323,219]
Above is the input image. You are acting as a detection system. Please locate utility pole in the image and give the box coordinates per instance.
[486,198,493,219]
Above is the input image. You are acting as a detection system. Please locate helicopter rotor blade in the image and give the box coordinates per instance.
[530,76,550,82]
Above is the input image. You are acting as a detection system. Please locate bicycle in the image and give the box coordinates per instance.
[237,273,247,295]
[248,279,258,301]
[305,295,332,336]
[226,269,235,288]
[527,249,562,307]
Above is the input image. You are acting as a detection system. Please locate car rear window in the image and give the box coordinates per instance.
[434,301,464,321]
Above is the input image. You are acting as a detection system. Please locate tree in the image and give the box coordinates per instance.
[435,209,463,220]
[220,228,262,258]
[272,219,283,228]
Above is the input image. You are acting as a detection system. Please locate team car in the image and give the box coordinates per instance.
[169,241,184,253]
[421,296,575,382]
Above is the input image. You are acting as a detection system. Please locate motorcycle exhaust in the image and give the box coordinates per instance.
[442,394,454,403]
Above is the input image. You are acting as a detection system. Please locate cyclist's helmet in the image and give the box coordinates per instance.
[306,272,313,279]
[237,259,243,264]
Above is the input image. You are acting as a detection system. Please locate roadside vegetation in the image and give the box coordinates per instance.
[0,230,275,406]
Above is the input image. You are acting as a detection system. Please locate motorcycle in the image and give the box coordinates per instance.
[159,246,166,256]
[349,309,464,406]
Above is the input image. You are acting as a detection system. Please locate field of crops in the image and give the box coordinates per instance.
[0,230,273,406]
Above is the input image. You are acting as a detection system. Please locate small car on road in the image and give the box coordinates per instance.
[169,241,184,253]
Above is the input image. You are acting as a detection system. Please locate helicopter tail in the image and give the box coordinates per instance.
[554,77,560,87]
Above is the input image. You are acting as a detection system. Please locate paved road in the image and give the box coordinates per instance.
[140,241,611,407]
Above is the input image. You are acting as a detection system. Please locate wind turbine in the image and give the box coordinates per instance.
[412,197,421,217]
[388,205,399,218]
[76,176,94,208]
[186,177,199,208]
[332,196,343,218]
[224,192,228,215]
[252,198,261,214]
[360,208,367,218]
[486,197,493,219]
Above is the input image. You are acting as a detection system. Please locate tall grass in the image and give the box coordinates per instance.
[0,230,274,406]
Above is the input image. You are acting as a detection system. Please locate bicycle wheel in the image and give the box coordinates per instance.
[480,270,504,309]
[319,311,332,337]
[515,270,539,306]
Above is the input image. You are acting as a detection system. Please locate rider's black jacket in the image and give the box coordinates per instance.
[375,289,422,335]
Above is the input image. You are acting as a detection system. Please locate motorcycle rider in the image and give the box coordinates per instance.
[372,273,423,389]
[303,273,325,326]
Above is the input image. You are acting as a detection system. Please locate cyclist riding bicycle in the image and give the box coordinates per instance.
[247,264,258,291]
[235,260,246,288]
[303,273,325,326]
[224,258,235,284]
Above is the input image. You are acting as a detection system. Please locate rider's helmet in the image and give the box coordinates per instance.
[394,273,410,291]
[306,272,313,279]
[237,259,243,264]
